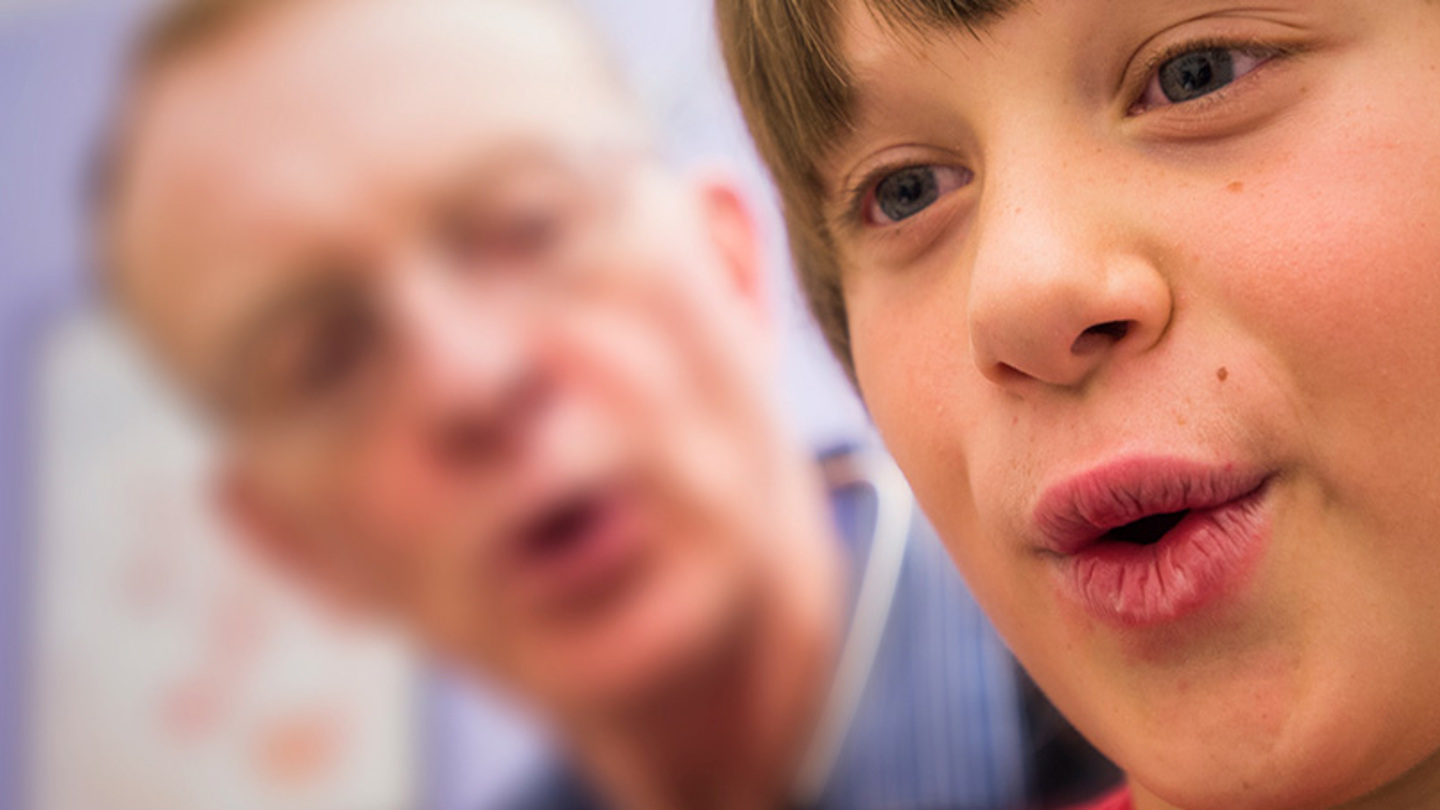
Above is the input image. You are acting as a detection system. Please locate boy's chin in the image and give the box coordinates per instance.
[1131,743,1398,810]
[1097,669,1429,810]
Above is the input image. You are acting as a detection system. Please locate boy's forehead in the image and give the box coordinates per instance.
[816,0,1020,168]
[820,0,1014,168]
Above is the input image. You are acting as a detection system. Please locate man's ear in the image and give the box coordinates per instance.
[693,171,769,328]
[215,465,360,615]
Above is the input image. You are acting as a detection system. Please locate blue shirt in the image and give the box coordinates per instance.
[819,469,1027,809]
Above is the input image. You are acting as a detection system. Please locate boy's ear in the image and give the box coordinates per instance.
[215,465,361,615]
[693,171,769,327]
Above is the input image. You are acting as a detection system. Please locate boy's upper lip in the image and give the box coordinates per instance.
[1032,456,1272,555]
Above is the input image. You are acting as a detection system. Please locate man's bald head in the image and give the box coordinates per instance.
[102,0,650,391]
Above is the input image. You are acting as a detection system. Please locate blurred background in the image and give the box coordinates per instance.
[0,0,869,808]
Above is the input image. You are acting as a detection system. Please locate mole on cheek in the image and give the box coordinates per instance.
[1217,367,1230,383]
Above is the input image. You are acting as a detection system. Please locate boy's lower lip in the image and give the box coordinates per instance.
[1053,481,1273,627]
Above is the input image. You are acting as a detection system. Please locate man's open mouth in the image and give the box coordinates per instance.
[521,495,608,563]
[503,484,646,614]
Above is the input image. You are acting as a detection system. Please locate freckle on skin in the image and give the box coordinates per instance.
[1218,367,1230,383]
[1227,181,1244,193]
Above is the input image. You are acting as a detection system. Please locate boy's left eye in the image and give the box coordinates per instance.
[865,165,972,225]
[1134,46,1273,112]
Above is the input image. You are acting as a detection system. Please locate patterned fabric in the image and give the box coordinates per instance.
[815,477,1028,810]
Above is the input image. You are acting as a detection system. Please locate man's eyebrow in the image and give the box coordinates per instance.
[449,144,558,188]
[428,144,583,220]
[439,136,656,204]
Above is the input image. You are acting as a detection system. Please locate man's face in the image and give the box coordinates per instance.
[113,0,784,711]
[827,0,1440,807]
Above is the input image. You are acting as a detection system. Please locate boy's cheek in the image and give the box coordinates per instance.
[848,255,988,444]
[1184,108,1440,470]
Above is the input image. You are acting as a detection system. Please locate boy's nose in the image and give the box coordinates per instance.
[965,176,1171,390]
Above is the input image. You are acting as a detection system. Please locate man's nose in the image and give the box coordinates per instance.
[965,157,1172,390]
[392,269,548,469]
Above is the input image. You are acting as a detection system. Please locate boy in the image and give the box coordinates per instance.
[720,1,1440,808]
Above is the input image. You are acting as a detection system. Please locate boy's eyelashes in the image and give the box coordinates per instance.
[854,164,973,227]
[837,36,1304,233]
[1128,40,1286,116]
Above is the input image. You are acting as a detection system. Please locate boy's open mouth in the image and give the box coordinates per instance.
[1033,458,1275,626]
[1103,510,1190,546]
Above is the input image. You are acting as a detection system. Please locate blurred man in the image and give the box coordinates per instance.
[96,0,1112,807]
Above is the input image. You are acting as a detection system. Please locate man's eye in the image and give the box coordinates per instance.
[284,310,378,403]
[442,207,571,270]
[495,209,565,260]
[866,165,971,225]
[1135,47,1273,112]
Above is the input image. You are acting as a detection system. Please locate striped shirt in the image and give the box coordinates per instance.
[816,469,1028,809]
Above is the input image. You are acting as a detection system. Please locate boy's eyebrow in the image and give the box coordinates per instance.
[860,0,1021,37]
[816,68,945,203]
[819,0,1020,188]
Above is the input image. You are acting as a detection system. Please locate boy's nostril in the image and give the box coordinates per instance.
[1088,320,1131,341]
[1072,320,1131,355]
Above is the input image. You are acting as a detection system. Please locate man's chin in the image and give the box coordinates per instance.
[527,560,756,714]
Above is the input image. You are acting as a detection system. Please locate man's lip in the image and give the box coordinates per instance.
[1032,457,1272,555]
[498,482,646,614]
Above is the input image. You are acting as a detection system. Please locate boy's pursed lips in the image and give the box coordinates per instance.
[1030,455,1276,627]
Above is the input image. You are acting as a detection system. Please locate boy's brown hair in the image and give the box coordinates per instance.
[716,0,1012,379]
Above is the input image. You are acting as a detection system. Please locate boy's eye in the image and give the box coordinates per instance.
[1136,47,1272,112]
[867,165,971,225]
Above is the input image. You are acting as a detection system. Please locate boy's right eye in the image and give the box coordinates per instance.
[1132,45,1277,114]
[866,165,971,225]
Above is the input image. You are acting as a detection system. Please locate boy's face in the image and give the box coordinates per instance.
[828,0,1440,806]
[112,0,789,713]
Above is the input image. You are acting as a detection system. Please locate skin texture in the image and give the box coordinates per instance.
[823,1,1440,808]
[109,1,842,806]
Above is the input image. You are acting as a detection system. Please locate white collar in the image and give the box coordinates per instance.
[791,452,915,804]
